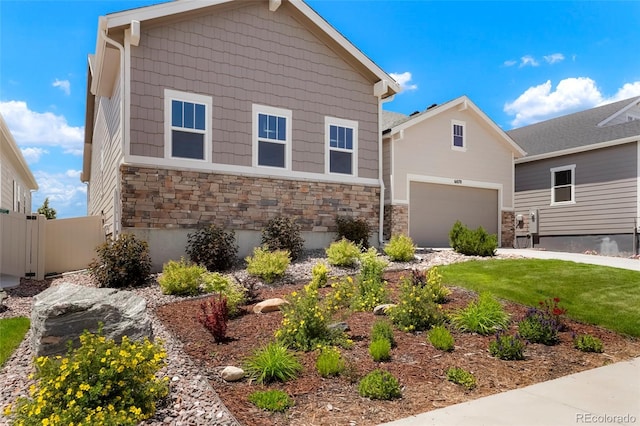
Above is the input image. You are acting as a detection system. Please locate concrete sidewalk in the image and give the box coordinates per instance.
[382,357,640,426]
[497,248,640,271]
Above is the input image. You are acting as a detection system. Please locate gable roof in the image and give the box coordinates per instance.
[383,95,526,157]
[508,96,640,159]
[0,113,38,191]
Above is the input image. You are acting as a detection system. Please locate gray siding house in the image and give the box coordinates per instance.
[82,0,399,270]
[509,96,640,255]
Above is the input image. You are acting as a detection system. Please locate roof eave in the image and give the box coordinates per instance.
[0,114,38,190]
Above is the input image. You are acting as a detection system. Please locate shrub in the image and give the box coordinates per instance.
[198,295,228,342]
[351,248,390,312]
[384,234,416,262]
[517,299,566,346]
[428,325,455,351]
[425,267,451,303]
[243,342,303,384]
[276,283,331,351]
[201,272,246,317]
[324,276,356,313]
[186,225,238,271]
[451,292,510,335]
[89,233,151,288]
[245,246,291,284]
[315,346,345,377]
[326,238,360,267]
[449,220,497,257]
[158,258,205,296]
[369,339,391,362]
[573,334,604,353]
[248,390,293,413]
[371,320,395,348]
[310,262,330,288]
[446,367,476,390]
[261,217,305,261]
[6,328,168,426]
[489,332,526,360]
[335,216,371,248]
[389,276,442,332]
[358,370,401,400]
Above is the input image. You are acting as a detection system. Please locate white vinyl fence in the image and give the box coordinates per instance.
[0,213,104,286]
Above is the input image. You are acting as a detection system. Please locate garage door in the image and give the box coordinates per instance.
[409,182,498,247]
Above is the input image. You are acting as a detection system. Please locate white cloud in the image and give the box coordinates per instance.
[503,60,517,67]
[52,79,71,96]
[32,170,87,218]
[543,53,565,64]
[520,55,539,67]
[20,147,49,164]
[0,100,83,154]
[390,72,418,92]
[504,78,640,127]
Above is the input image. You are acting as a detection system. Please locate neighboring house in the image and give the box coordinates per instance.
[509,96,640,255]
[382,96,526,248]
[0,113,38,214]
[82,0,399,270]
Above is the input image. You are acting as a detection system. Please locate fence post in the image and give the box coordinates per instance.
[36,214,45,280]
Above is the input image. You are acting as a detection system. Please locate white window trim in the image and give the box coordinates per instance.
[627,113,640,122]
[252,104,292,170]
[164,89,212,162]
[550,164,576,206]
[325,116,358,176]
[451,119,466,151]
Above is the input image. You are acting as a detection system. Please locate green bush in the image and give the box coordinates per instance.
[158,258,205,296]
[324,276,356,313]
[371,320,395,348]
[326,238,361,267]
[446,367,476,390]
[201,272,247,317]
[89,233,151,288]
[248,390,293,412]
[186,225,238,271]
[425,267,451,303]
[428,325,455,352]
[351,248,389,312]
[245,246,291,284]
[369,339,391,362]
[518,309,560,345]
[335,216,371,248]
[243,342,303,384]
[261,217,305,261]
[489,333,526,360]
[573,334,604,353]
[384,234,416,262]
[389,276,442,332]
[450,292,510,335]
[449,220,497,257]
[358,370,401,400]
[310,262,330,288]
[315,346,345,378]
[6,328,168,426]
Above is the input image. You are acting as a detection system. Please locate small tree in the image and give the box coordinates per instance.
[37,197,57,219]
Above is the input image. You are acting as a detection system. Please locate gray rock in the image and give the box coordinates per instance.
[220,366,245,382]
[373,303,397,315]
[30,282,152,357]
[328,322,350,332]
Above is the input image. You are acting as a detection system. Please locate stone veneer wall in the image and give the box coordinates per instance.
[383,204,409,240]
[120,165,380,233]
[501,210,515,248]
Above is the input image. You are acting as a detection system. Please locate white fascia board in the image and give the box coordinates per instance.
[105,0,230,28]
[515,135,640,164]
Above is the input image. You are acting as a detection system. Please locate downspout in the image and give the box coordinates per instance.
[374,80,395,246]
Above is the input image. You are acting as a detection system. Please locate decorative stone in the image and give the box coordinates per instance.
[220,366,245,382]
[328,322,350,332]
[253,298,289,313]
[30,282,152,357]
[373,304,396,315]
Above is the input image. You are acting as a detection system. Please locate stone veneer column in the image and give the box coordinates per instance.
[501,211,515,248]
[383,204,409,240]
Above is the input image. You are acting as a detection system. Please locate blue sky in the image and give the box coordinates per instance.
[1,0,639,218]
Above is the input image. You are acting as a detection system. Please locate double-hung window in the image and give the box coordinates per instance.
[452,120,465,150]
[326,117,358,176]
[253,105,291,169]
[550,165,575,205]
[164,89,211,161]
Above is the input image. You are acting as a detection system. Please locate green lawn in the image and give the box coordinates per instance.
[438,259,640,337]
[0,317,30,367]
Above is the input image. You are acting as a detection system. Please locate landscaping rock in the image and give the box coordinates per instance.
[373,304,396,315]
[328,322,350,332]
[30,282,152,357]
[220,366,245,382]
[253,298,288,314]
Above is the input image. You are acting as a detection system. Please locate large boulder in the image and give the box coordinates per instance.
[31,282,152,357]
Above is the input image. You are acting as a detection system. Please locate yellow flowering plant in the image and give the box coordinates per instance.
[5,327,169,426]
[388,275,443,332]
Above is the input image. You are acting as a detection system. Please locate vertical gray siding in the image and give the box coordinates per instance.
[515,143,638,235]
[128,1,379,178]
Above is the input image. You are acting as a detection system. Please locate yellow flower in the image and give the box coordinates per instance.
[76,390,84,398]
[3,404,12,416]
[79,383,90,391]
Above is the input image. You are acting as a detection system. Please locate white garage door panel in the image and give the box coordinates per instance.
[409,182,498,247]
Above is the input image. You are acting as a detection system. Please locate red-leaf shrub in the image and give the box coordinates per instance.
[198,296,228,342]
